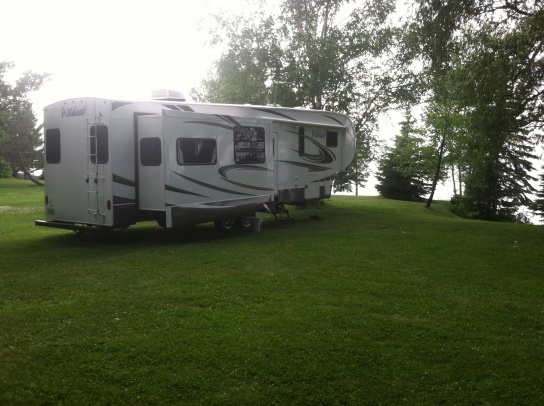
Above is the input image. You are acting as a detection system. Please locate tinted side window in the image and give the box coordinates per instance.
[326,131,338,148]
[298,127,305,156]
[234,126,265,164]
[45,129,61,164]
[140,137,162,166]
[90,125,108,164]
[176,138,217,165]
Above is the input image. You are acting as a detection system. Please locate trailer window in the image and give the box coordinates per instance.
[45,129,61,164]
[326,131,338,148]
[234,126,265,164]
[176,138,217,165]
[298,127,305,157]
[90,125,109,164]
[140,137,162,166]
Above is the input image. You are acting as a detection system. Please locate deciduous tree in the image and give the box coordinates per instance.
[405,1,543,220]
[195,0,402,193]
[0,61,49,185]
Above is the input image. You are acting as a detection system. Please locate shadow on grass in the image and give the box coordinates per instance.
[16,200,358,257]
[37,223,252,247]
[31,215,308,249]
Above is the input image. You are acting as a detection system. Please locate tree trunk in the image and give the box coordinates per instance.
[458,167,463,196]
[355,165,359,196]
[426,134,446,209]
[21,165,44,186]
[451,165,457,195]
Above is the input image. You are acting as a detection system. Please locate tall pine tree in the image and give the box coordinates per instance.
[531,167,544,222]
[376,111,434,201]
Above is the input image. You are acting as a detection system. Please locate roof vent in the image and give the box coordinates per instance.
[151,88,186,102]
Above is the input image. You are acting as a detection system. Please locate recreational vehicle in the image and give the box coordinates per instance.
[35,97,355,232]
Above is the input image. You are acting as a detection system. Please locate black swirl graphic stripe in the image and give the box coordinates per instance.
[304,137,336,163]
[322,114,343,125]
[250,107,297,121]
[165,184,208,198]
[277,160,332,172]
[218,165,274,191]
[222,178,273,191]
[215,115,242,126]
[184,120,234,130]
[113,174,136,187]
[218,165,271,178]
[172,171,254,196]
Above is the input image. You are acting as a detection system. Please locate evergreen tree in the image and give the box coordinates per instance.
[376,111,433,201]
[458,25,539,221]
[463,132,537,221]
[530,167,544,222]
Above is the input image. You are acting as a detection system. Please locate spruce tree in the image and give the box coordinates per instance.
[376,112,433,202]
[530,167,544,223]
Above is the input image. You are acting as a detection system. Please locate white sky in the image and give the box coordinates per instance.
[1,0,252,116]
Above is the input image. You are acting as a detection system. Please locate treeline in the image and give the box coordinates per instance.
[193,0,544,223]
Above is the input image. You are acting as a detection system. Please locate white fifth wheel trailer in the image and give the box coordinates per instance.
[35,97,355,232]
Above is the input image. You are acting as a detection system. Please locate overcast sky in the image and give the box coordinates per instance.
[1,0,252,115]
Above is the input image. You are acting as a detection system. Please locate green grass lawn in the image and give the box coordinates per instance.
[1,178,543,405]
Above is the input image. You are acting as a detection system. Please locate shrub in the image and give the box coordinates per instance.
[449,194,472,218]
[0,156,12,178]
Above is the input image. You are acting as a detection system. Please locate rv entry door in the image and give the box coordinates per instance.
[136,115,165,211]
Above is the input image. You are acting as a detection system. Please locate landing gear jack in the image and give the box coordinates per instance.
[310,200,323,220]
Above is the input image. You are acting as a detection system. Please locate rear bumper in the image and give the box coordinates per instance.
[35,220,111,233]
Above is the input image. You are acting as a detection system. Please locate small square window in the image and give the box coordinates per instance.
[298,127,305,156]
[326,131,338,148]
[140,137,162,166]
[234,126,265,164]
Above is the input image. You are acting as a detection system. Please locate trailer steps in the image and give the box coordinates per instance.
[262,202,291,221]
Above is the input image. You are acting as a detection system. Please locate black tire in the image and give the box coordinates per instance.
[235,216,252,229]
[214,218,235,231]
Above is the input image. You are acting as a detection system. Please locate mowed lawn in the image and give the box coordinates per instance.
[1,178,543,405]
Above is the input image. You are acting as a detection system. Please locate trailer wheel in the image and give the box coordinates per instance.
[214,218,235,231]
[235,216,251,229]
